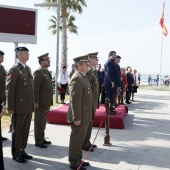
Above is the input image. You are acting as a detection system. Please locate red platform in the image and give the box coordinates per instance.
[47,104,128,129]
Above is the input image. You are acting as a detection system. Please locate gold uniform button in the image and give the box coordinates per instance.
[85,108,86,110]
[21,100,23,101]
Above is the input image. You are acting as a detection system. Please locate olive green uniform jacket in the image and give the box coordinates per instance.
[67,71,92,124]
[6,64,33,114]
[0,65,6,102]
[86,67,99,119]
[33,67,53,108]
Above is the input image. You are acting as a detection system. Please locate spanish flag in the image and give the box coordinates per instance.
[160,1,168,36]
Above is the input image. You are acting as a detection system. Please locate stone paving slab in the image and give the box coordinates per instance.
[2,89,170,170]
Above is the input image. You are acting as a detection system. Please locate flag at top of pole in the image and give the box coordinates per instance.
[160,1,168,36]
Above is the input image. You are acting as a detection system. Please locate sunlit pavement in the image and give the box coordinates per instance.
[2,89,170,170]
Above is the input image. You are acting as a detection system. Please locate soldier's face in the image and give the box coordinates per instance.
[0,55,4,63]
[42,59,50,68]
[79,62,88,73]
[18,51,29,62]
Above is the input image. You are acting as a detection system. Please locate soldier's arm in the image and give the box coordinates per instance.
[6,68,18,112]
[33,70,43,105]
[70,77,83,122]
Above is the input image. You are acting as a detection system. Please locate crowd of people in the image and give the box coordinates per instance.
[0,48,139,170]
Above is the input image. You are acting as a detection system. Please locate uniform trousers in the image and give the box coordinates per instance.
[12,112,32,157]
[0,119,4,170]
[83,117,94,148]
[34,107,49,144]
[69,122,89,166]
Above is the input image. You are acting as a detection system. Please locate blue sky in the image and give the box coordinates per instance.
[0,0,170,75]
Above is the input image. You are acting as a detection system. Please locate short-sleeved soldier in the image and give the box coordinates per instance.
[82,52,99,152]
[0,50,7,141]
[6,47,33,163]
[33,53,53,148]
[67,55,92,170]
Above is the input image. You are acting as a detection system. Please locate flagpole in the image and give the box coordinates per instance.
[159,31,164,90]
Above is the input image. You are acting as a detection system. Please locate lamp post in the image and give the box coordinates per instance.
[34,1,60,103]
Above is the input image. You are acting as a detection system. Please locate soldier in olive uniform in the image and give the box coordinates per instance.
[0,97,5,169]
[6,47,33,163]
[0,51,8,142]
[33,53,53,148]
[82,52,99,152]
[67,55,92,170]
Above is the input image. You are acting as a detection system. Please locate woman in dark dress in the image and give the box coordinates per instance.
[0,97,5,170]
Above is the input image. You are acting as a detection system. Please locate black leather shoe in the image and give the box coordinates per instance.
[81,161,90,166]
[70,165,86,170]
[1,137,7,141]
[88,143,97,148]
[82,146,94,152]
[13,156,26,163]
[22,153,33,159]
[35,143,47,148]
[43,140,51,145]
[92,144,97,148]
[110,110,116,115]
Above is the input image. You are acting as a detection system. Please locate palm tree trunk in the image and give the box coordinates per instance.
[61,3,67,67]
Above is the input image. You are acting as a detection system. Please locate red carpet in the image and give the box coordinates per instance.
[47,104,128,129]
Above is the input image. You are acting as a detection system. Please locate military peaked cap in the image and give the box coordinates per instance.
[38,53,50,60]
[88,52,98,59]
[73,55,89,62]
[0,50,4,55]
[15,47,29,52]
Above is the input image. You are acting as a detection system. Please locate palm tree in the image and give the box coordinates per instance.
[44,0,87,67]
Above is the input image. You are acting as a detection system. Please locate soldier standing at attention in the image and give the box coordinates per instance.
[6,47,33,163]
[67,55,92,170]
[82,52,99,152]
[33,53,53,148]
[0,50,8,141]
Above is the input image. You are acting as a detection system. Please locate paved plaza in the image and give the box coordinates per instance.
[2,89,170,170]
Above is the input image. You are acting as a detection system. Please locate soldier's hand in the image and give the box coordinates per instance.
[34,103,39,108]
[8,110,14,115]
[58,83,61,88]
[74,120,81,126]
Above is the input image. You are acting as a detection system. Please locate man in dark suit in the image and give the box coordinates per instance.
[0,50,7,141]
[104,51,119,114]
[67,55,92,170]
[6,47,33,163]
[113,55,121,106]
[82,52,99,152]
[33,53,53,148]
[126,67,134,104]
[0,97,5,170]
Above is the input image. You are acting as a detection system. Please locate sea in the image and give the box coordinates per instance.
[139,74,168,85]
[50,71,169,86]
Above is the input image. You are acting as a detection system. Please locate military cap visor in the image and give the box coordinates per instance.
[73,55,89,62]
[15,47,29,52]
[0,50,4,55]
[88,52,99,58]
[38,53,50,60]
